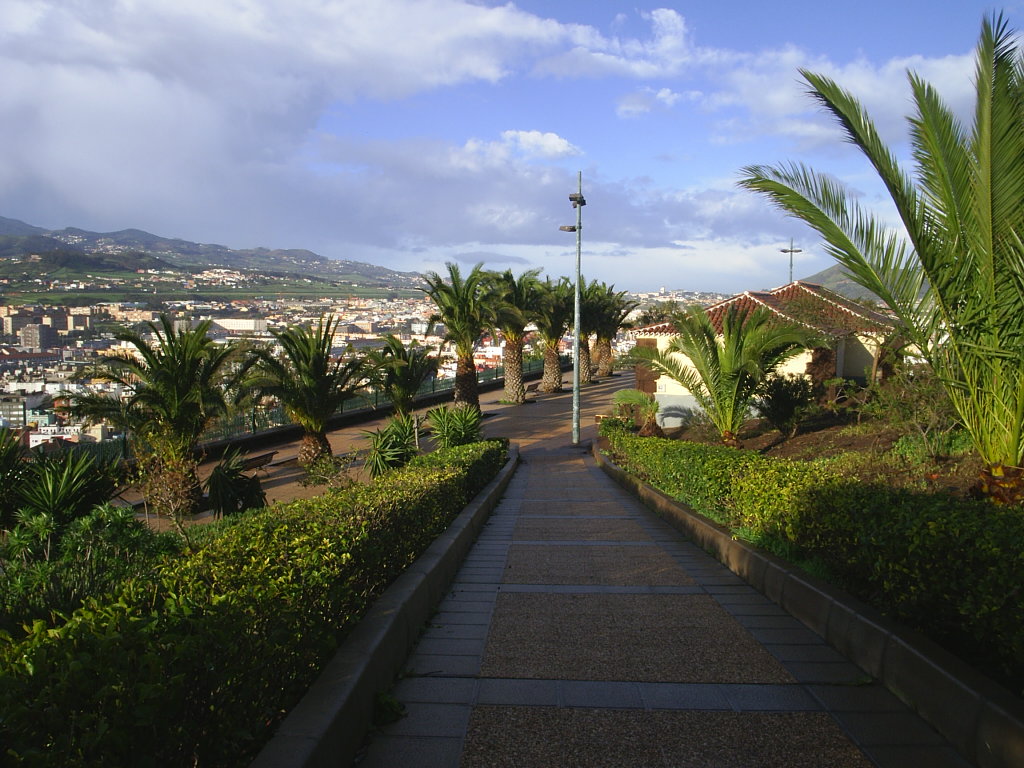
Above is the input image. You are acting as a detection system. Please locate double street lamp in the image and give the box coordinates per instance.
[780,238,802,284]
[560,171,586,445]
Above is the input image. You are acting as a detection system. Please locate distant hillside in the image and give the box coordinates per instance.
[0,216,422,288]
[801,263,881,302]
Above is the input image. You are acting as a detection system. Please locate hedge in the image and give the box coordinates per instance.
[0,441,508,766]
[601,428,1024,694]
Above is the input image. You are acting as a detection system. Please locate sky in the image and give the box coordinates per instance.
[0,0,1017,294]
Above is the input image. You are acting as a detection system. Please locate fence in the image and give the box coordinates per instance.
[200,355,562,444]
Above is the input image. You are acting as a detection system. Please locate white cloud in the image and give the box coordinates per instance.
[616,85,699,117]
[501,130,581,158]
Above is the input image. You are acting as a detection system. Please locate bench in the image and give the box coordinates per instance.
[240,450,277,473]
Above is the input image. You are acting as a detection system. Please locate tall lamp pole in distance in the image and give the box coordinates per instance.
[559,171,586,445]
[780,238,802,284]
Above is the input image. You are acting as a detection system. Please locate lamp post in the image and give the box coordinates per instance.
[780,238,802,284]
[560,171,586,445]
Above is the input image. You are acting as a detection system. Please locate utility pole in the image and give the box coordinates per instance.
[780,238,802,284]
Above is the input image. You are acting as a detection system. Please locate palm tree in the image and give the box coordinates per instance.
[421,262,493,410]
[72,315,242,521]
[489,268,543,404]
[365,334,439,417]
[577,278,606,385]
[534,277,574,393]
[738,15,1024,502]
[245,316,369,467]
[629,305,815,447]
[593,285,638,378]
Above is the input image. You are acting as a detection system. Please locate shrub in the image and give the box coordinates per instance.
[427,403,483,449]
[598,415,634,438]
[408,439,508,501]
[754,373,815,437]
[0,442,508,766]
[604,434,1024,693]
[363,414,419,478]
[0,504,180,634]
[204,448,266,518]
[602,430,765,522]
[611,389,662,435]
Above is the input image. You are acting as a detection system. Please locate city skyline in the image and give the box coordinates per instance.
[0,1,1011,293]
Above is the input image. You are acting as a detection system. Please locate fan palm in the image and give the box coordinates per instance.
[738,15,1024,501]
[630,305,816,447]
[244,316,369,467]
[534,277,574,393]
[489,268,543,404]
[421,262,493,410]
[72,315,242,520]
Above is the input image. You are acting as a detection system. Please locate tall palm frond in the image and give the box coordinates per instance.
[420,262,493,410]
[739,14,1024,501]
[244,316,369,466]
[365,334,439,417]
[534,277,574,393]
[488,268,543,404]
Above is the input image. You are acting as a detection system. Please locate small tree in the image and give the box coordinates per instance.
[244,317,369,468]
[630,305,817,447]
[754,373,815,438]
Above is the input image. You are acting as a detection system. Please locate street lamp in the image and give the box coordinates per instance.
[780,238,802,284]
[560,172,586,445]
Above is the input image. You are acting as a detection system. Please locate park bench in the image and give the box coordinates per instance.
[240,450,277,473]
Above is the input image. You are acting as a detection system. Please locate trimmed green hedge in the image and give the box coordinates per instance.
[602,430,1024,693]
[0,441,508,766]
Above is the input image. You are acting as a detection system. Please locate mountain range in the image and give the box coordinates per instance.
[0,214,872,300]
[0,215,422,288]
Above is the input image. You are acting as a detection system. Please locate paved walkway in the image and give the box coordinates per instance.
[353,375,972,768]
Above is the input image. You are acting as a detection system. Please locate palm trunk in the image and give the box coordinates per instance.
[579,338,593,385]
[597,338,614,377]
[503,339,526,404]
[540,341,563,393]
[298,430,332,467]
[454,354,480,410]
[975,464,1024,505]
[590,340,605,379]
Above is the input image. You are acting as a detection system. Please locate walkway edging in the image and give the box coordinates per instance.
[251,445,520,768]
[593,439,1024,768]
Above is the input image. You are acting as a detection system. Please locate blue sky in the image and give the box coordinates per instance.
[0,1,1015,293]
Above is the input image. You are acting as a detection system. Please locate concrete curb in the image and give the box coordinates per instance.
[251,445,520,768]
[593,439,1024,768]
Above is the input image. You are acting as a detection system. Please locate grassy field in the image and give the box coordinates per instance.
[0,282,421,306]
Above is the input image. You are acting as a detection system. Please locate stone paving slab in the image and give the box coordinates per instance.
[480,593,794,683]
[503,543,696,586]
[460,707,874,768]
[518,500,634,516]
[512,517,651,542]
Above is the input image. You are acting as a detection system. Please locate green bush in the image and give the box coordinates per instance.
[426,403,483,449]
[363,414,419,478]
[754,373,815,437]
[408,439,509,502]
[604,433,1024,693]
[0,442,508,766]
[597,415,634,437]
[602,430,765,523]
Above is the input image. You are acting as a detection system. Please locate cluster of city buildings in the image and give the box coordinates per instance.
[0,286,726,452]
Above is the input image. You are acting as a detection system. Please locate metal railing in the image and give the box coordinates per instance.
[200,355,565,444]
